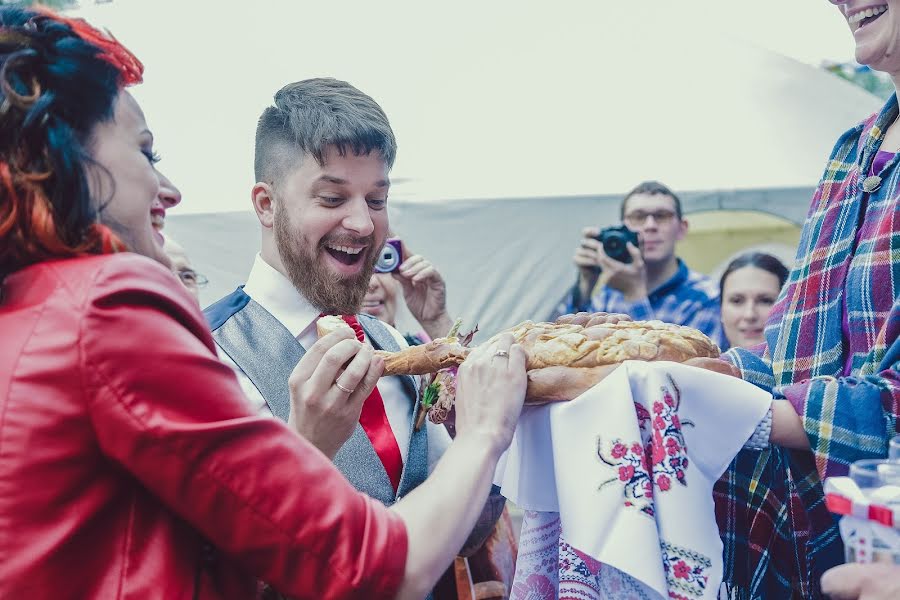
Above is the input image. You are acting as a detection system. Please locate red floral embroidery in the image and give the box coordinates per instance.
[597,374,693,517]
[661,541,711,599]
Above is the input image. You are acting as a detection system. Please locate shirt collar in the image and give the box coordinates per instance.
[243,254,320,339]
[649,259,689,301]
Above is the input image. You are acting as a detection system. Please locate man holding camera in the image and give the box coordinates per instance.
[556,180,726,348]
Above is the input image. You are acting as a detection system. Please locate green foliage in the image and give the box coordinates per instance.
[823,61,894,100]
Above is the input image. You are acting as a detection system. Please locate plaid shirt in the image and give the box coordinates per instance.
[716,95,900,599]
[555,259,727,349]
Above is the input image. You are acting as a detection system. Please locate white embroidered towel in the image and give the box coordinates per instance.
[495,360,771,600]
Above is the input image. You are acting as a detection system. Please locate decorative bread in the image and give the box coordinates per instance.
[377,318,720,376]
[498,319,720,370]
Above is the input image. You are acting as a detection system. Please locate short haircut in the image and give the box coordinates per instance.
[254,78,397,183]
[719,251,789,297]
[620,180,682,220]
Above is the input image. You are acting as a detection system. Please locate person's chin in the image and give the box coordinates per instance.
[737,336,764,350]
[363,303,384,316]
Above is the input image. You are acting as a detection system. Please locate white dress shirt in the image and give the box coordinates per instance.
[218,254,452,473]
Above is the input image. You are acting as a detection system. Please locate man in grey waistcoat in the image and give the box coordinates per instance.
[204,79,502,592]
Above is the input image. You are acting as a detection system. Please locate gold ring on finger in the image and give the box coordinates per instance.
[335,381,355,394]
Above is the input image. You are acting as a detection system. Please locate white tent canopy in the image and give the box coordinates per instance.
[71,1,881,337]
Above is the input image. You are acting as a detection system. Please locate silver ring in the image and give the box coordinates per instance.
[494,350,510,359]
[335,381,355,394]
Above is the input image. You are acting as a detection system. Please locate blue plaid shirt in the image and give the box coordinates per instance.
[554,259,727,350]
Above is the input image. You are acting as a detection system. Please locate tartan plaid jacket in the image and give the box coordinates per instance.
[715,95,900,599]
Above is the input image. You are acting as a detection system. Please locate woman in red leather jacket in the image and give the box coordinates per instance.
[0,8,528,599]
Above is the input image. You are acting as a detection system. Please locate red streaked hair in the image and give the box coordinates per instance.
[0,7,140,276]
[0,161,125,269]
[33,6,143,87]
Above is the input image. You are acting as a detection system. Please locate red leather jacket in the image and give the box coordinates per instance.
[0,254,407,599]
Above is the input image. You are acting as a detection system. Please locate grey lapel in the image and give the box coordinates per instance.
[213,301,397,503]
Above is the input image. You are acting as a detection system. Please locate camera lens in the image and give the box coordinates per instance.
[374,243,401,273]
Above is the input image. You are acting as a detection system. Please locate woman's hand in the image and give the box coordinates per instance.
[453,332,527,455]
[393,244,454,338]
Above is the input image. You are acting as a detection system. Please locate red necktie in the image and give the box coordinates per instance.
[340,315,403,493]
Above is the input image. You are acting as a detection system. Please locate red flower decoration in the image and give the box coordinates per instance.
[618,465,635,481]
[653,401,664,414]
[657,474,671,491]
[611,442,627,458]
[673,560,691,579]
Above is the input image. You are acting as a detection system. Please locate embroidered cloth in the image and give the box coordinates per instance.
[495,361,770,599]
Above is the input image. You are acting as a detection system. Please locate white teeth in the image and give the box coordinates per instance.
[326,244,364,255]
[850,5,887,24]
[150,213,164,228]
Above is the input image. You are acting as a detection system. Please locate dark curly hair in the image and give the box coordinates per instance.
[0,6,143,278]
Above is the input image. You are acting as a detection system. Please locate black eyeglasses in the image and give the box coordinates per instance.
[623,210,678,227]
[177,268,208,288]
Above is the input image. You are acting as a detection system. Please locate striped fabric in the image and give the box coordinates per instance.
[715,95,900,599]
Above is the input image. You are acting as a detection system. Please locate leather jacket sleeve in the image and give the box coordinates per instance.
[80,256,407,600]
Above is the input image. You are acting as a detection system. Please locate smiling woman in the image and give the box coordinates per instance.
[714,1,900,598]
[0,7,530,600]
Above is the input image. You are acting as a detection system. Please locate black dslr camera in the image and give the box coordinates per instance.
[594,225,639,264]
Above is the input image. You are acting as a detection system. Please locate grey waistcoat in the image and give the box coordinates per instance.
[206,289,429,506]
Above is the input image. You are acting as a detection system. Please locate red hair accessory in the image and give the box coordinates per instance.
[33,7,143,87]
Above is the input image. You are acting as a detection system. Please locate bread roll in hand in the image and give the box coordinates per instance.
[316,315,355,338]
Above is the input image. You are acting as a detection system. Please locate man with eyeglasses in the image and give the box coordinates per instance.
[555,180,726,348]
[163,235,208,302]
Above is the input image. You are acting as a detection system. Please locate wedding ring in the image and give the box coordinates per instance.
[335,381,355,394]
[494,350,510,359]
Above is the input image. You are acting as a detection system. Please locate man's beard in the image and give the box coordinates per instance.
[274,206,378,316]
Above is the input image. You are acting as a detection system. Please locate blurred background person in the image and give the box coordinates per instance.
[718,252,789,350]
[163,234,207,302]
[555,180,725,348]
[364,239,453,343]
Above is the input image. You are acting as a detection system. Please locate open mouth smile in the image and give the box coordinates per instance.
[324,243,367,267]
[849,5,888,31]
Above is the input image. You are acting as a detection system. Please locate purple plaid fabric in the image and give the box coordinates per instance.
[715,95,900,599]
[554,260,727,349]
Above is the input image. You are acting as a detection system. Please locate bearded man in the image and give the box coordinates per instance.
[205,81,502,592]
